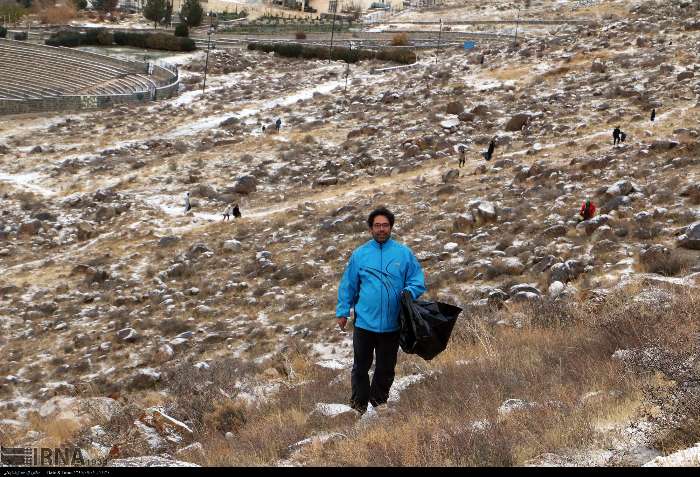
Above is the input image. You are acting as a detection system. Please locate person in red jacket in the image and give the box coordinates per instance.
[579,198,596,222]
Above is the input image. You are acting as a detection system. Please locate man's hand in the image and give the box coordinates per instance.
[337,317,348,332]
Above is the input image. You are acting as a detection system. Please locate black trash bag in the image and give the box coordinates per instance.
[399,290,462,361]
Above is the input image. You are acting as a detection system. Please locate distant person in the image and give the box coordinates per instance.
[613,126,621,146]
[650,108,656,122]
[262,125,266,133]
[458,145,466,168]
[275,118,282,132]
[184,192,192,214]
[620,131,627,143]
[480,54,485,65]
[483,137,495,161]
[578,198,596,222]
[232,203,241,218]
[222,204,232,221]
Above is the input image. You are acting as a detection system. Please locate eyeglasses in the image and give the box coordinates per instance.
[372,223,391,229]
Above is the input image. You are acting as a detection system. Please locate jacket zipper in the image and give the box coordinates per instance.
[380,242,384,332]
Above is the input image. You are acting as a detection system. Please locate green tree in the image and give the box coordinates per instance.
[144,0,166,28]
[71,0,88,10]
[180,0,203,28]
[164,1,173,27]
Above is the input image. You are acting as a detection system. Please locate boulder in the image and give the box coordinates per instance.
[446,101,464,115]
[458,112,476,122]
[314,176,338,186]
[548,281,566,299]
[542,224,568,238]
[223,240,242,252]
[678,222,700,250]
[504,113,531,132]
[677,70,694,81]
[117,328,139,342]
[19,219,42,236]
[453,213,475,231]
[475,201,497,221]
[650,139,680,151]
[442,169,460,183]
[231,175,257,194]
[591,59,606,73]
[440,117,460,130]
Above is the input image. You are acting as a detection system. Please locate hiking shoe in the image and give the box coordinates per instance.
[350,403,367,416]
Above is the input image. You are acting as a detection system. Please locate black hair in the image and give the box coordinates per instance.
[367,207,395,228]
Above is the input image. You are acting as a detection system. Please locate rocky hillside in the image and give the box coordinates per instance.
[0,0,699,467]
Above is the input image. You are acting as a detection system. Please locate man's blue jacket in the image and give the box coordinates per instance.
[336,238,426,333]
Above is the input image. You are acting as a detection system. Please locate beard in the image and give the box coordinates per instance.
[372,231,390,243]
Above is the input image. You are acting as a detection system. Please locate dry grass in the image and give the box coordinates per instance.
[637,249,697,277]
[210,285,699,466]
[38,5,77,24]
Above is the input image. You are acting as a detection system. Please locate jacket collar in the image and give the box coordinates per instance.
[370,237,393,249]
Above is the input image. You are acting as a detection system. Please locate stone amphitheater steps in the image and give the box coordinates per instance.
[0,65,96,95]
[0,44,129,83]
[0,40,142,76]
[0,39,179,113]
[0,41,155,100]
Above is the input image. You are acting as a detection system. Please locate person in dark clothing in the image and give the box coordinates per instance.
[262,125,266,133]
[483,137,496,161]
[578,198,596,222]
[232,203,241,218]
[620,131,627,143]
[275,118,282,132]
[650,108,656,122]
[480,54,485,65]
[613,127,621,145]
[337,207,426,416]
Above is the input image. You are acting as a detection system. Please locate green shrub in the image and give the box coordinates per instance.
[112,31,194,51]
[247,42,415,65]
[13,31,27,41]
[96,29,113,46]
[0,26,6,39]
[45,30,82,47]
[174,23,189,37]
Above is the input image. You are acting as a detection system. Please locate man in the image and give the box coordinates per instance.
[620,131,627,143]
[578,198,596,222]
[222,204,232,221]
[275,118,282,132]
[232,203,241,218]
[650,108,656,122]
[336,207,426,415]
[613,126,621,146]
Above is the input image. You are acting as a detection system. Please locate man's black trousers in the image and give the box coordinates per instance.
[351,326,400,412]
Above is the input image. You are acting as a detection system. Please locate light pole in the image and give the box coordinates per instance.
[202,12,216,94]
[328,1,337,63]
[436,18,442,64]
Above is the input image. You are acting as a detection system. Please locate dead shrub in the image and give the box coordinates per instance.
[39,5,77,24]
[391,32,409,46]
[639,249,696,276]
[204,400,247,436]
[295,31,306,40]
